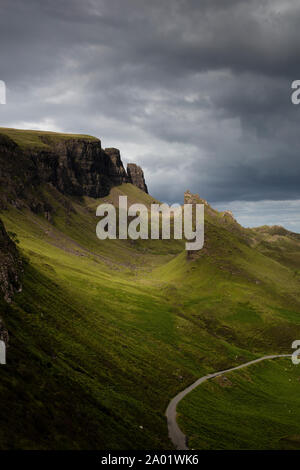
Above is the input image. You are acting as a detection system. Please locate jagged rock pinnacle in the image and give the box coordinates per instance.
[127,163,148,193]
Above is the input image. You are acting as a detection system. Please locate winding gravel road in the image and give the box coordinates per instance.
[165,354,291,450]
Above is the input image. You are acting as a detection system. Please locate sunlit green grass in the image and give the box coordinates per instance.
[0,127,99,149]
[178,358,300,449]
[0,183,300,448]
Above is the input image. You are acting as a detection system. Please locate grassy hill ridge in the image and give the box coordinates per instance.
[0,131,300,448]
[0,127,99,149]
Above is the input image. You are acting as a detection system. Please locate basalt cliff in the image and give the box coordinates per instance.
[0,128,148,212]
[127,163,148,194]
[0,218,22,304]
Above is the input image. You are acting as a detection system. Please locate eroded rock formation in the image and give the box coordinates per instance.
[0,132,149,209]
[0,134,129,202]
[127,163,148,193]
[104,148,130,186]
[0,218,23,304]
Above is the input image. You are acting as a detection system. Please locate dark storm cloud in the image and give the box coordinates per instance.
[1,0,300,228]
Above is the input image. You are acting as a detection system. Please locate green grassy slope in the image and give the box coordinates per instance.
[178,358,300,449]
[249,225,300,270]
[153,202,300,358]
[0,180,300,449]
[0,127,99,149]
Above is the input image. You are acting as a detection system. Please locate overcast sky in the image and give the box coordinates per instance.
[1,0,300,230]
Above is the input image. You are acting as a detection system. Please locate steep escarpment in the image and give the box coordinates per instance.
[0,218,23,305]
[104,148,130,185]
[0,130,127,204]
[0,217,22,345]
[0,128,147,209]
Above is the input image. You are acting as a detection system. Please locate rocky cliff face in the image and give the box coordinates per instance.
[0,134,128,202]
[0,218,23,304]
[0,218,23,347]
[127,164,148,193]
[0,130,148,209]
[104,148,130,185]
[34,139,119,198]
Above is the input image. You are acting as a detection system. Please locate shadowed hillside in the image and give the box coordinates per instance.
[0,128,300,449]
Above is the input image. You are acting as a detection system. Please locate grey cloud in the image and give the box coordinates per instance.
[215,199,300,232]
[1,0,300,229]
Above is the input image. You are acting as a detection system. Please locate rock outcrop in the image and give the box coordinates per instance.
[184,190,208,206]
[0,320,9,346]
[0,130,149,208]
[0,218,23,304]
[104,148,130,186]
[0,218,23,348]
[221,210,237,223]
[127,164,148,193]
[0,133,129,207]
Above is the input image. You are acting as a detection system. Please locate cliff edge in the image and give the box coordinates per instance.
[0,128,148,209]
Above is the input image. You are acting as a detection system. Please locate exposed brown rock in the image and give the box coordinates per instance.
[214,375,233,387]
[127,163,148,193]
[222,210,237,223]
[104,148,130,185]
[0,134,130,206]
[184,190,208,206]
[0,131,150,213]
[0,218,23,304]
[0,218,23,348]
[0,323,9,346]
